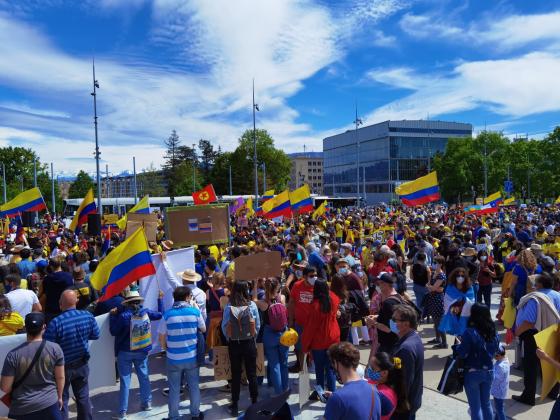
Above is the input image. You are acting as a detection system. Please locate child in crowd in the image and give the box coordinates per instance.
[491,344,510,420]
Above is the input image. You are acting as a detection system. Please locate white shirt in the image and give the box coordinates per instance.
[6,288,39,318]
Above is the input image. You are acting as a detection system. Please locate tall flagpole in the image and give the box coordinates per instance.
[253,79,259,208]
[91,59,103,216]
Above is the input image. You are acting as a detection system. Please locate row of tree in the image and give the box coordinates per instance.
[433,127,560,203]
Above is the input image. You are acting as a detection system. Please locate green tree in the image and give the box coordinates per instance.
[137,163,166,197]
[68,170,94,198]
[173,162,202,196]
[163,130,182,197]
[210,152,234,195]
[198,139,221,184]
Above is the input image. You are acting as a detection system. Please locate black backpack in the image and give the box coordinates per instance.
[337,301,355,328]
[348,290,370,322]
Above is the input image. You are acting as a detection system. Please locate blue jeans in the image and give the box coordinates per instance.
[493,397,505,420]
[117,351,152,414]
[550,398,560,420]
[62,362,91,420]
[464,370,493,420]
[312,349,336,392]
[167,360,200,419]
[10,402,62,420]
[413,284,428,311]
[263,326,289,395]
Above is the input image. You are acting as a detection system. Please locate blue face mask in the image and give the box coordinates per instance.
[338,267,349,275]
[390,319,399,335]
[366,366,382,382]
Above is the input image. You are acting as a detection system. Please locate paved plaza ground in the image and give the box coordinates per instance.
[72,282,556,420]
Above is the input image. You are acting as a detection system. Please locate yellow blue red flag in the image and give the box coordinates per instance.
[91,227,155,301]
[483,192,502,205]
[69,188,97,232]
[263,190,291,219]
[290,184,313,215]
[312,200,328,220]
[395,172,440,206]
[117,195,150,230]
[0,187,46,218]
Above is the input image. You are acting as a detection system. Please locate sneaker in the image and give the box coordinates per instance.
[141,402,152,411]
[433,343,448,349]
[288,364,301,373]
[111,413,127,420]
[192,412,205,420]
[229,403,239,417]
[308,390,320,401]
[427,338,440,344]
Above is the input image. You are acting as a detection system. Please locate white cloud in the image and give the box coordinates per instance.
[399,10,560,52]
[365,52,560,123]
[371,30,397,47]
[0,1,408,173]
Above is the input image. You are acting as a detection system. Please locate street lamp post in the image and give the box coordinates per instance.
[91,59,102,216]
[354,103,363,206]
[51,162,55,215]
[229,165,233,196]
[262,162,266,195]
[133,156,138,204]
[192,143,196,193]
[1,163,6,204]
[253,79,260,208]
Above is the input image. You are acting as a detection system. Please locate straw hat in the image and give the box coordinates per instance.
[461,247,477,257]
[177,269,202,283]
[122,288,144,304]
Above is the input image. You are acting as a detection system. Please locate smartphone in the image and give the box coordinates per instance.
[314,385,328,403]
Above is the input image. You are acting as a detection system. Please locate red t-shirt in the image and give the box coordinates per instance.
[301,292,340,352]
[291,279,315,325]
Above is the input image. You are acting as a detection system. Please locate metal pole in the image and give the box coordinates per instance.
[105,164,109,198]
[527,153,530,203]
[262,162,266,195]
[33,160,37,187]
[483,139,488,198]
[253,79,259,208]
[133,157,138,204]
[192,144,196,193]
[51,162,55,214]
[355,104,360,204]
[363,166,366,204]
[91,58,103,216]
[229,165,233,195]
[2,163,6,203]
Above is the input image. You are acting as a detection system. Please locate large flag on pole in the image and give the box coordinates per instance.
[483,191,502,206]
[116,195,150,230]
[395,171,440,206]
[262,190,291,219]
[91,227,156,301]
[290,184,313,215]
[312,200,328,220]
[69,188,97,232]
[0,187,47,217]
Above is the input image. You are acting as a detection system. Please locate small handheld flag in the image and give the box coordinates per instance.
[193,184,217,205]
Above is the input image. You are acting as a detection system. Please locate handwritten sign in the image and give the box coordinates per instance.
[213,344,264,381]
[233,251,281,281]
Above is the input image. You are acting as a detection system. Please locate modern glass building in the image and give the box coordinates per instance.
[323,120,472,203]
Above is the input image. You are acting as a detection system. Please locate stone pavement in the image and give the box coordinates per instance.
[71,282,556,419]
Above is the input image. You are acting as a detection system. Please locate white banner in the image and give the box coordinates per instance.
[138,247,195,353]
[0,313,115,416]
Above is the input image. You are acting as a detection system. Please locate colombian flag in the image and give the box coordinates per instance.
[395,171,440,206]
[290,184,313,215]
[117,195,150,230]
[91,227,155,301]
[312,200,328,220]
[245,196,255,217]
[69,189,97,232]
[262,190,275,201]
[500,197,516,207]
[263,190,291,219]
[0,187,46,218]
[483,192,502,206]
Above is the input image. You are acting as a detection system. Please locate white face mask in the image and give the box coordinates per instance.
[480,256,487,261]
[456,276,465,284]
[308,276,318,286]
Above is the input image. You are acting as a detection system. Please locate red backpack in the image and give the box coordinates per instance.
[268,299,288,332]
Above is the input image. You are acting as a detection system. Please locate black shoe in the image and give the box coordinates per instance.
[289,364,301,373]
[229,404,239,417]
[434,343,448,349]
[427,338,440,344]
[512,395,535,406]
[192,412,205,420]
[309,390,320,401]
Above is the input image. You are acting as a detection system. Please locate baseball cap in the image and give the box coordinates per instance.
[25,312,45,334]
[377,272,394,284]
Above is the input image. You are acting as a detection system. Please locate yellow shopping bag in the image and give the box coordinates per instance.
[502,297,516,329]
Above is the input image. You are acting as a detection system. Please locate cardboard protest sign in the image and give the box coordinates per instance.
[213,344,264,381]
[233,251,281,281]
[102,214,119,225]
[165,204,229,247]
[126,213,158,242]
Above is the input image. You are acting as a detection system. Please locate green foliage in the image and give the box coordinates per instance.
[137,163,166,197]
[68,170,94,199]
[434,127,560,203]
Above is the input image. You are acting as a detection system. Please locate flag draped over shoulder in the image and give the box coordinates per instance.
[312,200,328,220]
[395,172,440,206]
[91,227,156,301]
[438,285,475,336]
[0,187,47,218]
[69,188,97,232]
[263,190,291,219]
[290,184,313,215]
[116,195,150,230]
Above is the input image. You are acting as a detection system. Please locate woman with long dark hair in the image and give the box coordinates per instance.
[454,303,500,420]
[439,267,475,337]
[221,280,261,416]
[330,274,351,342]
[301,279,340,397]
[366,351,409,420]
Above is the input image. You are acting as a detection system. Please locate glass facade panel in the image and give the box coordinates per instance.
[389,127,472,135]
[389,136,448,159]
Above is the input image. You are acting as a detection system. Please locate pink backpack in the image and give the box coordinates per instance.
[268,299,288,332]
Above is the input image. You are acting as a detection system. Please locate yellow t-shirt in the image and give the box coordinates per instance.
[0,312,24,336]
[335,223,343,238]
[209,245,220,261]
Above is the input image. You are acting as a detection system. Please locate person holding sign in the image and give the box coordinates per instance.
[109,287,163,420]
[536,347,560,420]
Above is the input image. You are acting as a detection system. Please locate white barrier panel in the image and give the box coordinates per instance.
[0,313,115,416]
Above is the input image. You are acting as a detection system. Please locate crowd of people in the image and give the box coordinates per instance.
[0,203,559,419]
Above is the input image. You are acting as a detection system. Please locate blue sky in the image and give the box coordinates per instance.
[0,0,559,175]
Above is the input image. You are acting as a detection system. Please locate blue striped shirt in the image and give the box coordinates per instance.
[158,302,205,365]
[45,309,100,363]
